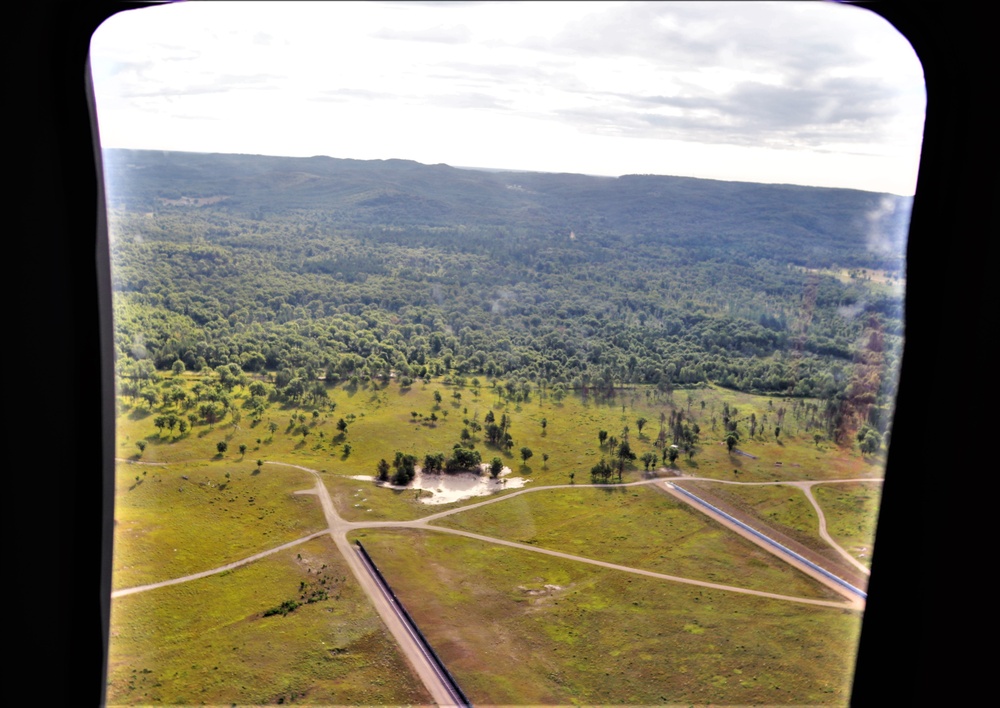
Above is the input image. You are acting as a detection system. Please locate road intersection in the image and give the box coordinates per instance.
[113,459,881,704]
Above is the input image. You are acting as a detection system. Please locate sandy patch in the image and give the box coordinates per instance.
[374,464,529,504]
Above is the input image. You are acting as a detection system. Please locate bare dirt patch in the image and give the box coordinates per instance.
[374,465,529,504]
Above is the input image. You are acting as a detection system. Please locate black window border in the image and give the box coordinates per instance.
[22,3,988,704]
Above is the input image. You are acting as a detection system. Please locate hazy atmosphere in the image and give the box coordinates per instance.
[90,1,925,194]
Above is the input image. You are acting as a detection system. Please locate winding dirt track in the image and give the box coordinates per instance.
[111,461,880,704]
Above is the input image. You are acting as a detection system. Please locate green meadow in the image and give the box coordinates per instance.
[118,374,883,490]
[351,528,862,706]
[432,484,840,599]
[813,482,884,568]
[112,458,326,590]
[111,373,880,704]
[107,535,431,707]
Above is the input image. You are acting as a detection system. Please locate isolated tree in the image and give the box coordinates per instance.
[343,443,352,456]
[268,420,279,436]
[489,457,503,479]
[257,459,264,470]
[239,443,247,456]
[171,359,186,376]
[541,417,547,432]
[337,418,348,434]
[136,440,146,456]
[774,426,781,441]
[668,446,680,465]
[376,458,390,482]
[598,430,608,447]
[814,433,823,447]
[217,441,228,455]
[636,417,647,434]
[542,453,549,467]
[615,440,636,479]
[520,447,533,465]
[726,432,739,453]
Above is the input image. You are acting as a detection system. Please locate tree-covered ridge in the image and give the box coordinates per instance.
[107,150,905,439]
[103,149,910,271]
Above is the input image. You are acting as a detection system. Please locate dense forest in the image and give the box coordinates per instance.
[106,149,907,439]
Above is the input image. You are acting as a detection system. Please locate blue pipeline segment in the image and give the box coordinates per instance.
[665,482,867,600]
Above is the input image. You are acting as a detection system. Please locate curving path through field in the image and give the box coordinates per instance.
[111,460,879,703]
[662,475,880,576]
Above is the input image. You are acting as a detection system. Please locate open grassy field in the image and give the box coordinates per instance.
[117,375,882,490]
[112,459,326,590]
[677,480,828,552]
[107,535,432,707]
[352,528,862,706]
[813,482,884,568]
[432,484,840,600]
[110,373,882,705]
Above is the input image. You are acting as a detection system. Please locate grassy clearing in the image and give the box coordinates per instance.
[679,481,829,554]
[112,459,326,590]
[433,484,839,600]
[352,528,862,706]
[118,375,882,494]
[813,482,884,568]
[107,535,430,707]
[110,374,880,705]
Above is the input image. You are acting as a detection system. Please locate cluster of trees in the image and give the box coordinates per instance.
[483,410,514,451]
[592,427,638,482]
[376,446,493,486]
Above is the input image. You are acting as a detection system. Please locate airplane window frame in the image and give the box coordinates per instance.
[24,2,985,705]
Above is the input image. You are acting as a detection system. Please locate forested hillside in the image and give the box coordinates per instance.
[106,149,907,439]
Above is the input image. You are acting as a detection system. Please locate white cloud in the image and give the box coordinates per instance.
[90,1,925,194]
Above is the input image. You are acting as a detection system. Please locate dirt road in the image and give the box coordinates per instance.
[112,462,879,703]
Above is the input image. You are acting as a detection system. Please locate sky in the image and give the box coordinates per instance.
[89,1,926,195]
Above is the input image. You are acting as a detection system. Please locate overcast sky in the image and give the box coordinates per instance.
[90,1,925,195]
